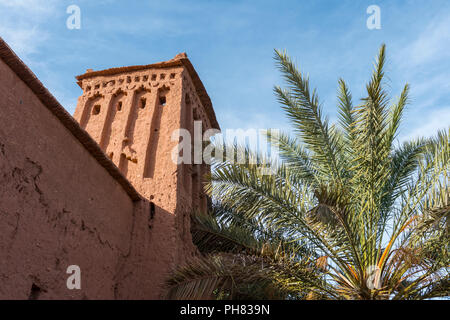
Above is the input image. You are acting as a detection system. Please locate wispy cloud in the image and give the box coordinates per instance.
[0,26,47,56]
[0,0,55,13]
[0,0,58,57]
[392,13,450,141]
[401,107,450,142]
[398,16,450,67]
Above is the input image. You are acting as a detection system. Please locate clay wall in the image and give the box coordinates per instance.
[0,57,140,299]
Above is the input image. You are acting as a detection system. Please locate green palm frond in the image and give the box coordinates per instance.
[191,209,263,254]
[274,49,344,184]
[265,130,318,186]
[165,253,274,300]
[337,78,354,142]
[165,253,324,300]
[385,84,409,147]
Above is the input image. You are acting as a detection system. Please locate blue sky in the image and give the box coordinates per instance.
[1,0,449,142]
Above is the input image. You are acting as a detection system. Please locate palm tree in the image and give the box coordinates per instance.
[166,45,449,300]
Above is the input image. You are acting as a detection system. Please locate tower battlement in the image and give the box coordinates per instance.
[73,54,218,214]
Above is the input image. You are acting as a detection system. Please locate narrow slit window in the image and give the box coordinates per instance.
[193,108,200,120]
[149,202,156,228]
[159,96,166,106]
[92,104,101,115]
[117,101,122,111]
[28,284,41,300]
[150,202,155,219]
[140,97,147,109]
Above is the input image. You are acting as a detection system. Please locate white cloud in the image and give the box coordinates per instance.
[0,0,58,57]
[392,14,450,144]
[0,0,55,13]
[401,107,450,142]
[397,16,450,68]
[0,26,48,56]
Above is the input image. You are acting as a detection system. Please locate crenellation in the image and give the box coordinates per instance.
[79,69,182,101]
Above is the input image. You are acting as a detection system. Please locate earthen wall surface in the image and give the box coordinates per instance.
[0,57,136,299]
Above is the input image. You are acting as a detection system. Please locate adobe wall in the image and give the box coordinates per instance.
[0,57,156,299]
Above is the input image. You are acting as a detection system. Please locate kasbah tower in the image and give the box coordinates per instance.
[72,52,220,292]
[0,38,219,299]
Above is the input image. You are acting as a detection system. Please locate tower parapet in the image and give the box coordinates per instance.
[74,53,219,216]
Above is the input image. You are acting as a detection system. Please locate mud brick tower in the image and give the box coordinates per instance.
[74,53,219,220]
[72,53,220,293]
[74,53,219,212]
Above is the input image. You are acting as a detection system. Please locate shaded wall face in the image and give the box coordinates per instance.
[178,70,214,214]
[0,58,136,299]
